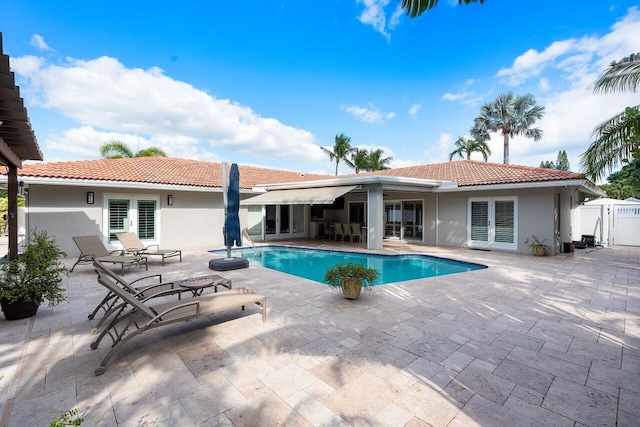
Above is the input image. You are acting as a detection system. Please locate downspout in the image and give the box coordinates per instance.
[435,193,439,246]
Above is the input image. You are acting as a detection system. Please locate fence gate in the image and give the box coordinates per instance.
[614,204,640,246]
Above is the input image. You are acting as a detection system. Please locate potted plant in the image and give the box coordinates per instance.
[527,235,548,256]
[324,262,380,300]
[0,229,68,320]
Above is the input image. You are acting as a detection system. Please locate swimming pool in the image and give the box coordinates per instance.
[213,246,486,285]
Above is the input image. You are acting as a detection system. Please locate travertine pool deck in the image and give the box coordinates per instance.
[1,241,639,426]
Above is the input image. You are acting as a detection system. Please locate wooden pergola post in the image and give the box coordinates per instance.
[0,32,44,260]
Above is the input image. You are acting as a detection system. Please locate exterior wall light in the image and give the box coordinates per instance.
[87,191,95,204]
[168,195,174,206]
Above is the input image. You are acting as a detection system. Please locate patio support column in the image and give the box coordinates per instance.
[367,185,383,250]
[6,163,19,260]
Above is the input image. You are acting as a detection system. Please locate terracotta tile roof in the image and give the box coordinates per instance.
[16,157,331,190]
[359,160,584,186]
[14,158,585,190]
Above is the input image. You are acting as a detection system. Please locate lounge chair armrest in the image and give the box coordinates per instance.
[121,246,145,255]
[138,287,185,301]
[145,244,160,250]
[130,274,163,286]
[151,300,200,321]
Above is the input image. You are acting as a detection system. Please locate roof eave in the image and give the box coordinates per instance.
[435,179,605,196]
[0,176,250,193]
[258,175,456,191]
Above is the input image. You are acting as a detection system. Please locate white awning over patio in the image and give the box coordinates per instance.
[240,185,357,205]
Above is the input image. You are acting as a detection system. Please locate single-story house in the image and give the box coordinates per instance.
[2,156,604,257]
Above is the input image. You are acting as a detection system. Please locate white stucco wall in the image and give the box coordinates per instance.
[436,188,557,254]
[25,184,228,257]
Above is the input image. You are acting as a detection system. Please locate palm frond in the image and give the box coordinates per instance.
[321,146,337,161]
[399,0,484,18]
[593,53,640,94]
[580,106,640,182]
[136,147,167,157]
[100,139,134,159]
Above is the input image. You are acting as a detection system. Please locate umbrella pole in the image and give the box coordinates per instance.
[221,162,232,259]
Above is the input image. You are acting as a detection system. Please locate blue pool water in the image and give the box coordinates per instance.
[212,246,486,285]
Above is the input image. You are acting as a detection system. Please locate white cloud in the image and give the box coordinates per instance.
[356,0,391,41]
[12,55,325,164]
[497,7,640,87]
[408,104,421,116]
[388,5,404,30]
[340,104,396,123]
[538,78,551,91]
[11,55,46,77]
[422,133,453,163]
[355,0,403,41]
[45,125,221,162]
[443,92,470,101]
[496,40,576,86]
[30,34,52,51]
[453,6,640,173]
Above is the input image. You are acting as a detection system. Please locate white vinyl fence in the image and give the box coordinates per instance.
[614,205,640,246]
[575,201,640,247]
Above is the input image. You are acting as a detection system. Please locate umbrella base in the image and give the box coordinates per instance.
[209,257,250,271]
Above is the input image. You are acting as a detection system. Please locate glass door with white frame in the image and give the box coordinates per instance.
[385,202,402,238]
[105,195,160,246]
[264,204,306,240]
[468,197,517,250]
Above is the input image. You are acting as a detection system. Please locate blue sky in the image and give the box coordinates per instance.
[2,1,639,178]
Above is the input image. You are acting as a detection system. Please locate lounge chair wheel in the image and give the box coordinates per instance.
[90,328,98,335]
[95,366,105,376]
[90,342,99,350]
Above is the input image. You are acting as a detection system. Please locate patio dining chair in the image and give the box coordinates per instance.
[349,223,363,243]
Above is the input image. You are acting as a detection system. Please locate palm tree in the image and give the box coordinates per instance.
[581,53,640,182]
[351,149,369,174]
[100,139,167,159]
[367,149,393,171]
[471,92,545,165]
[448,137,491,161]
[400,0,484,18]
[321,133,355,176]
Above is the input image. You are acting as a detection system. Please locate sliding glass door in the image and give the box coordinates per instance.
[384,200,423,240]
[264,204,305,239]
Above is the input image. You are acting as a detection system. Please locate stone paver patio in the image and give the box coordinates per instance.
[0,241,639,426]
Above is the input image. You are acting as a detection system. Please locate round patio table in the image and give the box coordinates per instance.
[179,277,215,297]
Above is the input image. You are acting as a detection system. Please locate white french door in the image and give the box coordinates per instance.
[468,197,517,250]
[103,195,161,246]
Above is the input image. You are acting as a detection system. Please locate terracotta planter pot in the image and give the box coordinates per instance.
[533,246,547,257]
[341,279,364,300]
[1,299,40,320]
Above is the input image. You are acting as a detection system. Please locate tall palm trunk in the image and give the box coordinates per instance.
[335,159,339,176]
[503,131,510,164]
